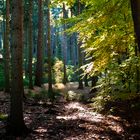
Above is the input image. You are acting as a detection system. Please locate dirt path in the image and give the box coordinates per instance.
[22,101,138,140]
[0,83,140,139]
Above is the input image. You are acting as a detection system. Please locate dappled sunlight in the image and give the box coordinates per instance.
[34,127,47,133]
[56,102,104,123]
[56,102,124,136]
[65,102,87,111]
[54,83,66,90]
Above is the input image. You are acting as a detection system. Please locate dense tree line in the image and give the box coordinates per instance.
[0,0,139,136]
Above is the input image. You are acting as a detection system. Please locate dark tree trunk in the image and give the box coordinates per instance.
[62,3,68,85]
[77,0,84,89]
[4,0,10,93]
[28,0,33,89]
[130,0,140,92]
[35,0,43,87]
[7,0,27,136]
[46,0,54,99]
[89,76,98,94]
[84,74,89,87]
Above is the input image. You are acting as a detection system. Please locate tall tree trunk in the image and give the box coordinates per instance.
[62,3,68,85]
[35,0,43,87]
[77,0,84,89]
[4,0,10,92]
[46,0,54,99]
[28,0,33,89]
[7,0,27,135]
[130,0,140,92]
[24,25,28,78]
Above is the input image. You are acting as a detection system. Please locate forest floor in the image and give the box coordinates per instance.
[0,83,140,140]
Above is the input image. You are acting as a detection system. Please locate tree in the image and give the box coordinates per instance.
[28,0,33,89]
[77,0,84,89]
[62,3,68,85]
[46,0,54,99]
[130,0,140,92]
[130,0,140,53]
[7,0,27,135]
[3,0,10,92]
[35,0,43,87]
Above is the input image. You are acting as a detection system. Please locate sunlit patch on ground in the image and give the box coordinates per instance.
[0,84,140,139]
[56,102,124,139]
[56,102,104,123]
[34,127,47,133]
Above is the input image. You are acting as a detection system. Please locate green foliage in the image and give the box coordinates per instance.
[27,88,61,101]
[66,65,76,82]
[52,58,77,83]
[53,58,64,83]
[0,113,8,121]
[58,0,140,111]
[66,90,85,101]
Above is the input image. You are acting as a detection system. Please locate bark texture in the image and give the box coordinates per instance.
[77,0,84,89]
[130,0,140,92]
[4,0,10,92]
[62,3,68,85]
[7,0,27,136]
[35,0,43,87]
[28,0,33,89]
[47,0,53,98]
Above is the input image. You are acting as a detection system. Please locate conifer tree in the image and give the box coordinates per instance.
[7,0,27,135]
[35,0,43,87]
[4,0,10,92]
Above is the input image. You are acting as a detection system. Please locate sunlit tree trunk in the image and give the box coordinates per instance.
[7,0,27,135]
[35,0,43,87]
[46,0,54,99]
[28,0,33,89]
[4,0,10,92]
[130,0,140,92]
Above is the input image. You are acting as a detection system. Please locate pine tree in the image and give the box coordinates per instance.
[28,0,33,89]
[62,3,68,85]
[4,0,10,92]
[130,0,140,92]
[7,0,27,135]
[77,0,84,89]
[35,0,43,87]
[46,0,54,99]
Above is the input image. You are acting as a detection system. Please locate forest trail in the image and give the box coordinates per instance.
[0,83,140,139]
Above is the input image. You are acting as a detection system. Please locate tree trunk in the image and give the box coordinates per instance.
[130,0,140,92]
[35,0,43,87]
[28,0,33,89]
[84,74,89,87]
[4,0,10,93]
[89,76,98,94]
[7,0,27,136]
[77,0,84,89]
[46,0,54,99]
[62,3,68,85]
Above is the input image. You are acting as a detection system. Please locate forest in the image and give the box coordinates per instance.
[0,0,140,139]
